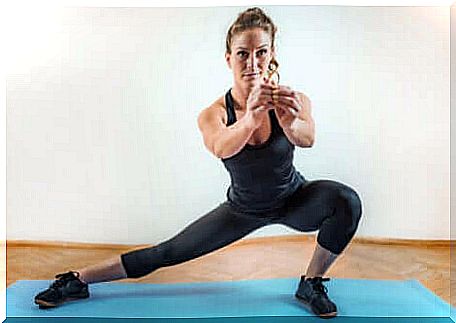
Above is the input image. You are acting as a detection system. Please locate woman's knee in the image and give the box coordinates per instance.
[338,185,362,226]
[120,246,161,279]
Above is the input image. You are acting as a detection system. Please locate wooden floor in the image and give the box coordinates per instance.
[4,235,454,306]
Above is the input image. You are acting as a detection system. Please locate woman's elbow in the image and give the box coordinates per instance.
[298,135,314,148]
[212,143,225,159]
[306,136,315,147]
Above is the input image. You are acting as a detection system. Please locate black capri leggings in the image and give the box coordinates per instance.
[120,179,362,279]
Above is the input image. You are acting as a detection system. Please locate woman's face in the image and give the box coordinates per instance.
[225,28,275,88]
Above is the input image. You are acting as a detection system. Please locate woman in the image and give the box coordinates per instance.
[34,7,362,319]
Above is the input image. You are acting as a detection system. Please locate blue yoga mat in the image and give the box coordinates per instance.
[5,277,455,322]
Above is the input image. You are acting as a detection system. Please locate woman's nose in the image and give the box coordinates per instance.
[247,55,258,70]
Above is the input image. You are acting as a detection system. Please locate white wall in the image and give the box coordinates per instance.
[450,3,455,318]
[450,2,455,318]
[6,6,449,245]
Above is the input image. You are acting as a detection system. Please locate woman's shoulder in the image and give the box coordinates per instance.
[197,95,228,126]
[209,95,227,111]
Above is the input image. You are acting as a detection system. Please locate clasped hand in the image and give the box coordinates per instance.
[246,76,308,129]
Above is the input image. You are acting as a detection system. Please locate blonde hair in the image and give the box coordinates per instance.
[226,7,279,78]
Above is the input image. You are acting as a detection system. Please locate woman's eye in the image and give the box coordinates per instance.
[237,51,247,58]
[258,49,267,56]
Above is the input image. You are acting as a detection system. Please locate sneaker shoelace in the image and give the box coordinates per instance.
[50,271,80,289]
[310,277,330,296]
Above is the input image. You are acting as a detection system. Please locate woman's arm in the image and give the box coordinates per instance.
[274,91,315,148]
[197,104,257,159]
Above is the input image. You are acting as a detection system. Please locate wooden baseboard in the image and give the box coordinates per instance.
[5,234,452,250]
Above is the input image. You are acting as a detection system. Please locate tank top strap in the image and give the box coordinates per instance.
[225,88,237,126]
[268,109,280,132]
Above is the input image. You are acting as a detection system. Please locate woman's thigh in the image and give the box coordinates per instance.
[277,180,352,231]
[120,201,272,278]
[162,201,271,256]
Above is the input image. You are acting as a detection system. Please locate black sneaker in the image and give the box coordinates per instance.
[295,275,338,319]
[34,271,90,308]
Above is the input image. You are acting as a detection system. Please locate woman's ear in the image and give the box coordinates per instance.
[225,52,232,69]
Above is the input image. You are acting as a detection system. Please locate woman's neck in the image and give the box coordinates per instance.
[231,84,253,111]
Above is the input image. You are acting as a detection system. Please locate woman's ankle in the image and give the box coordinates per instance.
[73,270,89,284]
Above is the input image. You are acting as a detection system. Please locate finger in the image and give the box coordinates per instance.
[259,83,276,91]
[270,88,292,104]
[271,87,282,104]
[275,106,286,115]
[252,86,274,99]
[256,106,267,113]
[256,93,275,104]
[275,98,301,116]
[251,91,276,105]
[265,104,277,111]
[258,89,275,98]
[257,104,275,113]
[251,97,275,111]
[275,104,298,117]
[274,87,297,98]
[276,96,301,111]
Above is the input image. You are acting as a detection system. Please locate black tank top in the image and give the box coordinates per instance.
[221,88,306,213]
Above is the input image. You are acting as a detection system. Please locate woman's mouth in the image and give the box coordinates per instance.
[243,72,260,79]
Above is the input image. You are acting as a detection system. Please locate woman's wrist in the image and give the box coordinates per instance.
[242,110,260,132]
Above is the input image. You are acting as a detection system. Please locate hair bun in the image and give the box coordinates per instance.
[245,7,263,13]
